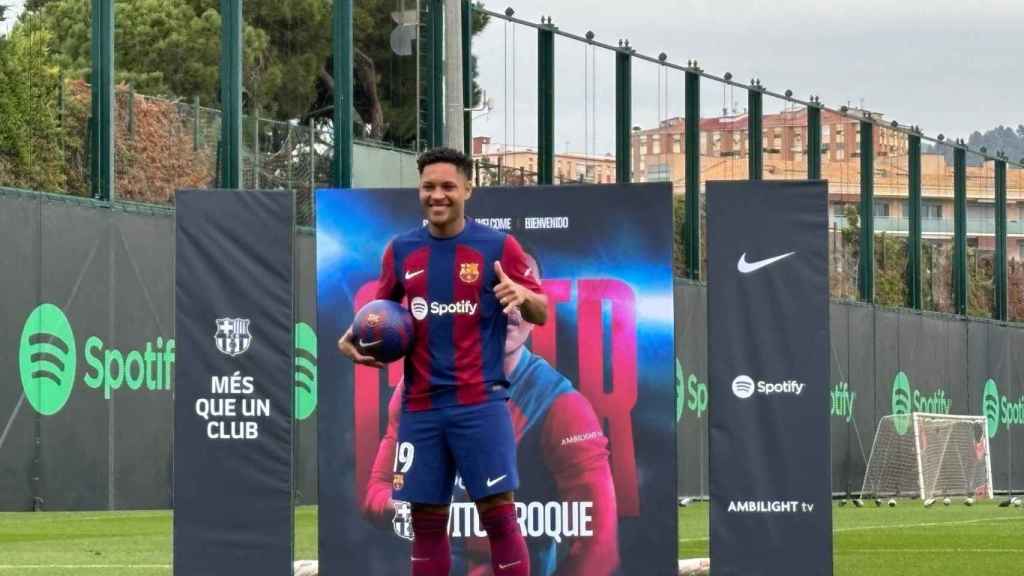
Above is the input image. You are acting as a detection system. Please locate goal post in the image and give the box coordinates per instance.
[862,412,993,502]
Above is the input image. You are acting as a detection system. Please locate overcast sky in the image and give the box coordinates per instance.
[473,0,1024,154]
[4,0,1019,155]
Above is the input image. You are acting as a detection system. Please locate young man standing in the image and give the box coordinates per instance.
[339,147,547,575]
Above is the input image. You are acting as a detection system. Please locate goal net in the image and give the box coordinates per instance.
[861,413,993,501]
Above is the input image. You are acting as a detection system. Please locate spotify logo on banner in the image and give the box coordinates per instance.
[19,304,77,416]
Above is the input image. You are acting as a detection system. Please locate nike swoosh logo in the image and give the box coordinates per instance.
[486,475,507,488]
[358,338,382,348]
[405,269,424,280]
[498,560,522,570]
[411,557,429,562]
[737,251,796,274]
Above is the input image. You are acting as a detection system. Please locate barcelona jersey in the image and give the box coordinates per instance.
[375,219,543,411]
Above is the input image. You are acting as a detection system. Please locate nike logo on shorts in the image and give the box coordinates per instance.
[486,475,507,488]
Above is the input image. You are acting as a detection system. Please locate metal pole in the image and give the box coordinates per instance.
[684,68,701,280]
[995,160,1008,320]
[859,120,875,302]
[615,46,632,183]
[90,0,114,201]
[333,0,353,187]
[419,0,444,148]
[193,96,201,152]
[807,104,822,180]
[747,86,763,180]
[908,134,923,309]
[444,0,464,149]
[461,0,473,154]
[954,146,968,315]
[219,0,243,189]
[537,20,555,185]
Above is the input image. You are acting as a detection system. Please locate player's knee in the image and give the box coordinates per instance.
[474,491,514,513]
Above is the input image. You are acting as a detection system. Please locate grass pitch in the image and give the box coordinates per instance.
[0,502,1021,574]
[679,500,1024,575]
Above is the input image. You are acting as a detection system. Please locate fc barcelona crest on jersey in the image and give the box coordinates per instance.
[459,262,480,283]
[215,317,252,357]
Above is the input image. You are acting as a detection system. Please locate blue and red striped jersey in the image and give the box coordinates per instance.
[375,219,543,411]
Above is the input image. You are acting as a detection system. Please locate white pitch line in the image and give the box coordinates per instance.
[2,554,315,571]
[837,549,1024,554]
[679,515,1024,542]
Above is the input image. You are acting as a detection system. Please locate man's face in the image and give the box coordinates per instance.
[419,162,471,230]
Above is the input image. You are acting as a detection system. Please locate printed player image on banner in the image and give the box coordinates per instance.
[316,183,675,575]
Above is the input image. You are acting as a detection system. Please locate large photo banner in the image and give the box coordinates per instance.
[707,180,832,575]
[316,183,675,575]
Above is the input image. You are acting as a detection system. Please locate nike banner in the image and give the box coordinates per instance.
[174,190,294,576]
[707,180,832,575]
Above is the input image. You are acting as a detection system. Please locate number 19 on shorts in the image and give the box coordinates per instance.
[393,441,414,490]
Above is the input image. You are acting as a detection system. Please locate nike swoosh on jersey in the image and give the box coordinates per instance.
[358,338,382,348]
[498,560,522,570]
[405,269,424,280]
[737,251,796,274]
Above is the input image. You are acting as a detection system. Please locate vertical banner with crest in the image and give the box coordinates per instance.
[174,190,294,576]
[316,184,676,575]
[707,180,832,575]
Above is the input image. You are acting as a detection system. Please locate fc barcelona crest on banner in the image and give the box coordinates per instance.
[215,317,253,357]
[459,262,479,283]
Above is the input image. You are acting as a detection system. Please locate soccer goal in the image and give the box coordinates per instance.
[861,413,993,502]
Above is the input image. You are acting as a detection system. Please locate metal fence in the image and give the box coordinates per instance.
[467,6,1024,323]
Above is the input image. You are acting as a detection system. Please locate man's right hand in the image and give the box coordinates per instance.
[338,328,386,368]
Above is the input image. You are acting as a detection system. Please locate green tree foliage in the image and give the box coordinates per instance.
[0,19,66,192]
[18,0,489,149]
[23,0,266,109]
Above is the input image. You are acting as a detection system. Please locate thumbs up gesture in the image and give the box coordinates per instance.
[494,261,527,315]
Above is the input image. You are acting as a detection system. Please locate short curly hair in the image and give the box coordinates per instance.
[417,147,473,180]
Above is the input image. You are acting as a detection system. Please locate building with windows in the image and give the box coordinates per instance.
[471,137,616,186]
[629,109,1024,259]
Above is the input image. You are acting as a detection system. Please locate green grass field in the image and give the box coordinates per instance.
[0,502,1021,574]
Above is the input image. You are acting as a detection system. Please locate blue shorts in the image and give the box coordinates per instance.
[392,399,519,505]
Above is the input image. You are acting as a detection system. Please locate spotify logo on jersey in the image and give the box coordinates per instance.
[294,322,318,421]
[19,304,77,416]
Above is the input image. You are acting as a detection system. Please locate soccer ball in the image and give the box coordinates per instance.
[964,497,975,507]
[943,497,951,506]
[923,498,935,508]
[887,498,897,508]
[352,299,414,363]
[1013,497,1023,508]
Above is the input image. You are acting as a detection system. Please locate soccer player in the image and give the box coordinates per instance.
[338,147,547,576]
[362,249,620,575]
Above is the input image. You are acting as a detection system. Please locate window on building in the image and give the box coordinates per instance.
[836,149,845,161]
[967,202,995,221]
[647,164,670,182]
[652,137,661,155]
[823,125,831,141]
[923,202,943,219]
[673,134,682,154]
[1019,240,1024,260]
[874,201,890,218]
